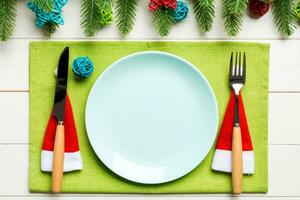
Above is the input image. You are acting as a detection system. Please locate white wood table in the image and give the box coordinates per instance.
[1,1,300,199]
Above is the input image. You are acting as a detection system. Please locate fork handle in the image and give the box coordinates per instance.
[232,126,243,194]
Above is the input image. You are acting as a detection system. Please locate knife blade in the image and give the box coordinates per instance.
[53,47,69,122]
[52,47,69,193]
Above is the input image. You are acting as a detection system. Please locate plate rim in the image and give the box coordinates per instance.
[85,51,219,184]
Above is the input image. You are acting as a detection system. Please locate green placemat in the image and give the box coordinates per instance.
[29,41,269,193]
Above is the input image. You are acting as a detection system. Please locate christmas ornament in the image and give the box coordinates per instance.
[72,57,94,79]
[99,9,113,26]
[149,0,162,11]
[174,0,189,22]
[149,0,177,11]
[27,0,68,28]
[248,0,270,18]
[162,0,177,9]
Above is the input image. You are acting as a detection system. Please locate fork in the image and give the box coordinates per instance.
[229,52,246,194]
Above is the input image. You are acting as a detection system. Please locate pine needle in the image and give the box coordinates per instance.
[272,0,297,37]
[153,7,175,37]
[221,0,248,36]
[115,0,138,37]
[191,0,215,32]
[80,0,112,37]
[0,0,17,41]
[80,0,103,37]
[42,22,57,38]
[31,0,54,12]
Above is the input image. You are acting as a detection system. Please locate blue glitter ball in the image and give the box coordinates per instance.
[174,1,189,22]
[72,57,94,79]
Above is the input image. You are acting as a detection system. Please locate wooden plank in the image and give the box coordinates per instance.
[0,93,28,144]
[1,39,300,91]
[0,145,299,196]
[0,92,299,144]
[12,0,300,39]
[0,40,29,91]
[269,40,300,92]
[0,145,28,195]
[269,94,300,144]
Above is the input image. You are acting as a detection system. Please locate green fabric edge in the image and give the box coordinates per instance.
[29,41,270,193]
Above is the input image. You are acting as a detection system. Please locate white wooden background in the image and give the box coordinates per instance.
[1,0,300,199]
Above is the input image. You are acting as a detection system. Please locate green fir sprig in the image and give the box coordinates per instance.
[115,0,139,37]
[80,0,113,37]
[221,0,248,36]
[43,23,57,38]
[191,0,215,33]
[272,0,297,37]
[153,7,175,37]
[0,0,17,41]
[31,0,54,12]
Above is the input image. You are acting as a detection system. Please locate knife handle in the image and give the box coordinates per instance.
[52,122,65,193]
[232,126,243,195]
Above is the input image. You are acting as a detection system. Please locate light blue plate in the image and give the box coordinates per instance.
[85,51,219,184]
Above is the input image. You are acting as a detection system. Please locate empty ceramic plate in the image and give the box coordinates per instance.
[85,51,219,184]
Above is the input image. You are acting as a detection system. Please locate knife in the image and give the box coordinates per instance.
[52,47,69,193]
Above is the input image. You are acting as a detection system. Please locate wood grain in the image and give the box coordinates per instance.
[0,145,300,196]
[0,0,299,199]
[0,197,300,200]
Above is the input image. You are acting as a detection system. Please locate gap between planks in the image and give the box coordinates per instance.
[0,195,300,198]
[1,91,300,93]
[6,38,300,41]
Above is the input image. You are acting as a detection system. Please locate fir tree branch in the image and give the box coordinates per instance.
[115,0,138,37]
[80,0,112,37]
[42,22,57,38]
[191,0,215,32]
[95,0,113,8]
[153,7,175,37]
[31,0,54,12]
[221,0,248,36]
[81,0,103,37]
[272,0,297,37]
[0,0,17,41]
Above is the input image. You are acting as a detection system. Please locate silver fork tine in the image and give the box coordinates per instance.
[243,52,246,80]
[230,52,234,76]
[235,52,238,76]
[239,52,242,76]
[240,53,243,76]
